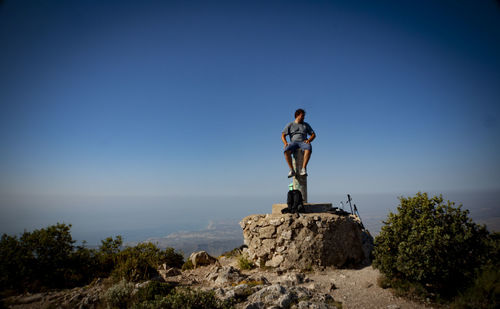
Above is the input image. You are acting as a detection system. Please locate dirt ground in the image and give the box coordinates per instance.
[178,256,434,309]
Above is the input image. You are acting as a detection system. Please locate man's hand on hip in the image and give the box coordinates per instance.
[304,140,310,144]
[283,143,289,149]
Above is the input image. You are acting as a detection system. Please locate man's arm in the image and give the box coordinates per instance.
[281,133,289,147]
[305,132,316,144]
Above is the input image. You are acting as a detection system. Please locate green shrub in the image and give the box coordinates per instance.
[113,243,184,282]
[66,242,100,286]
[451,264,500,309]
[220,246,243,258]
[0,223,100,293]
[162,247,185,269]
[96,236,123,276]
[373,192,491,298]
[452,233,500,308]
[0,233,31,293]
[181,259,194,271]
[131,287,234,309]
[164,287,234,309]
[21,223,76,289]
[237,255,254,270]
[377,274,429,300]
[104,279,135,309]
[136,281,177,303]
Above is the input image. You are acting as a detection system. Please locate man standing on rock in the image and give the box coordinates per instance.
[281,108,316,178]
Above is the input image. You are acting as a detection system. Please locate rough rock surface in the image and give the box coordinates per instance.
[240,213,371,269]
[189,250,219,268]
[158,263,182,280]
[206,265,248,287]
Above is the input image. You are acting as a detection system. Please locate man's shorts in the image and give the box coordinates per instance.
[284,141,312,153]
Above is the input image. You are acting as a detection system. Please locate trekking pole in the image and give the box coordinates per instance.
[353,203,365,229]
[347,194,354,214]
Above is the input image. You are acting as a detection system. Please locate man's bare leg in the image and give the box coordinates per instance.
[284,150,294,171]
[302,149,311,169]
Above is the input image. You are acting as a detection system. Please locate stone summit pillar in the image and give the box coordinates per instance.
[292,149,307,203]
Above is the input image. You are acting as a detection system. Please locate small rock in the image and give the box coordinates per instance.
[270,218,282,226]
[278,292,296,308]
[210,266,247,287]
[135,281,151,289]
[317,293,334,303]
[281,230,293,240]
[247,284,286,304]
[165,267,181,276]
[298,301,312,309]
[233,284,254,298]
[244,301,264,309]
[265,254,284,268]
[260,226,276,238]
[306,282,321,291]
[276,246,287,253]
[246,274,270,286]
[214,287,226,299]
[279,272,305,286]
[16,294,43,304]
[224,289,236,300]
[158,267,181,280]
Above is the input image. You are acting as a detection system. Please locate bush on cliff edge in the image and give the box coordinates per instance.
[373,192,493,299]
[112,243,184,282]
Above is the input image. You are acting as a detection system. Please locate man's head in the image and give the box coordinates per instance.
[294,108,305,123]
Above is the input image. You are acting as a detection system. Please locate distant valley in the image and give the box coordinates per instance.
[130,221,244,257]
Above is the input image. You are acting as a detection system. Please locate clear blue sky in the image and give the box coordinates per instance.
[1,0,500,199]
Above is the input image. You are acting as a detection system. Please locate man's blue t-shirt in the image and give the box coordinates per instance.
[282,121,314,142]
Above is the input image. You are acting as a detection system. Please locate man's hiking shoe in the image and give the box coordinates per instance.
[287,170,295,178]
[299,168,308,176]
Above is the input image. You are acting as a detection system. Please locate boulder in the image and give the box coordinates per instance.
[189,251,218,268]
[240,213,372,269]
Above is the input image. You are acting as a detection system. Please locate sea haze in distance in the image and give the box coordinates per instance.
[1,189,498,247]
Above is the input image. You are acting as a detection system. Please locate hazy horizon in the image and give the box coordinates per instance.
[1,188,498,246]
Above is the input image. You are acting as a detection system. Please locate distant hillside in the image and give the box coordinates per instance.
[133,221,244,257]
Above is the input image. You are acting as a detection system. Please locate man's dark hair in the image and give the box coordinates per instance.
[295,108,305,118]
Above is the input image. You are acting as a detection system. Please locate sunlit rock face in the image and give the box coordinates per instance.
[240,213,372,269]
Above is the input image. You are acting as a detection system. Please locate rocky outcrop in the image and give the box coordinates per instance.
[158,263,182,280]
[189,250,219,268]
[240,213,372,269]
[244,284,338,309]
[213,282,339,309]
[206,266,247,287]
